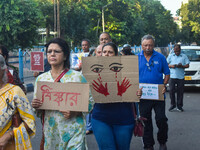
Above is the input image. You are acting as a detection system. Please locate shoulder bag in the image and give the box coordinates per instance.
[133,103,147,137]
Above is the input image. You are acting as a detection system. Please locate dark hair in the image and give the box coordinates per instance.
[174,43,181,49]
[0,45,9,65]
[81,39,90,46]
[45,38,70,68]
[99,32,111,40]
[102,42,118,56]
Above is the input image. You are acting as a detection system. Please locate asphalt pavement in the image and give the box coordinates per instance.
[27,87,200,150]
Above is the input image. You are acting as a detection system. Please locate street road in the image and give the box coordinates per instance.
[29,87,200,150]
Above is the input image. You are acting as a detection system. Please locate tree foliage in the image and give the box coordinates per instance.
[37,0,178,47]
[180,0,200,45]
[0,0,42,50]
[0,0,180,50]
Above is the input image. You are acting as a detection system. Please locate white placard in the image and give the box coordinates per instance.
[139,83,159,100]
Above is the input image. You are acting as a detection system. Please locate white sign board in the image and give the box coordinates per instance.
[139,83,158,100]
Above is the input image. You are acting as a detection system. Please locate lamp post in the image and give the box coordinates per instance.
[102,3,112,32]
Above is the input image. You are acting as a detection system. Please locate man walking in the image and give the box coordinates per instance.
[138,35,170,150]
[167,44,190,112]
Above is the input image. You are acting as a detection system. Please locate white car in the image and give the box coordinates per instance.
[181,46,200,87]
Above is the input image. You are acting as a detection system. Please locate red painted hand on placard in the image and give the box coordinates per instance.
[92,78,109,96]
[117,77,132,96]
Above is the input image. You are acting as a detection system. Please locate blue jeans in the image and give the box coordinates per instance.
[91,118,134,150]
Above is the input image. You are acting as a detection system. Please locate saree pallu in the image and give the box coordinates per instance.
[0,83,36,150]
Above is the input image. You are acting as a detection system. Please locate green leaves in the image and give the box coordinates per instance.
[0,0,42,50]
[6,24,10,31]
[180,0,200,45]
[0,0,182,49]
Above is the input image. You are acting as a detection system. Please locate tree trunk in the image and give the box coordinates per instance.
[57,0,60,38]
[54,0,56,36]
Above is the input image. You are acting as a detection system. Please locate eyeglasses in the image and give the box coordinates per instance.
[146,61,154,71]
[47,50,63,55]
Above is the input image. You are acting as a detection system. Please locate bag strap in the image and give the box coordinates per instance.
[133,103,140,119]
[54,68,69,82]
[133,103,137,119]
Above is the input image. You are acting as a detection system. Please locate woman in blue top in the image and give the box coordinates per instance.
[91,42,141,150]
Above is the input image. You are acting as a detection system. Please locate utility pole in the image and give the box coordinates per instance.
[102,7,105,32]
[57,0,60,37]
[102,3,112,32]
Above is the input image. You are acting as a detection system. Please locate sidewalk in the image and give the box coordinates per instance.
[23,68,35,93]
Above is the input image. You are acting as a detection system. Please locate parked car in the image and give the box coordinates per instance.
[181,46,200,87]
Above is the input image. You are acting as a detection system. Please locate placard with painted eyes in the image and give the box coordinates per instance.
[82,55,139,103]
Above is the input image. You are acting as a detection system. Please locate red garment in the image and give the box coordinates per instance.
[7,69,15,84]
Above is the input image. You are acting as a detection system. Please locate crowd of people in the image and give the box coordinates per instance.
[0,32,190,150]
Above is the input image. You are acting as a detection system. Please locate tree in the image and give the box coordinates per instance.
[36,0,54,42]
[180,0,200,45]
[0,0,42,50]
[35,0,179,47]
[139,0,178,46]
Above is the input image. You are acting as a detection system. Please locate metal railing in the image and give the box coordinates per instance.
[9,45,170,83]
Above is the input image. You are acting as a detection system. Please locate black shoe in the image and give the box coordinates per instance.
[168,106,176,111]
[159,143,167,150]
[177,107,184,112]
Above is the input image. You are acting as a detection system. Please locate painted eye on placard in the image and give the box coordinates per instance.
[90,64,104,73]
[109,63,123,72]
[110,66,123,72]
[91,67,103,73]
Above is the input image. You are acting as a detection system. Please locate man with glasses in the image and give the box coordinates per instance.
[138,35,170,150]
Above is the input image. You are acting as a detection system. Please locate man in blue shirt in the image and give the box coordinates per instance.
[138,35,170,150]
[167,44,190,112]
